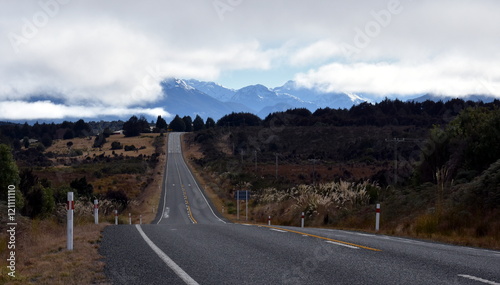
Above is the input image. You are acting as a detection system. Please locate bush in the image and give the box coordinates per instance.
[124,145,136,151]
[111,141,123,150]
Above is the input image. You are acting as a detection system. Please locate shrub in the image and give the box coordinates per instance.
[111,141,123,150]
[124,145,136,151]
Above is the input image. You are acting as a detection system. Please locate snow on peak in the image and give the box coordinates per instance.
[162,78,194,90]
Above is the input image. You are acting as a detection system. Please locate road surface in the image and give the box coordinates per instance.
[100,133,500,284]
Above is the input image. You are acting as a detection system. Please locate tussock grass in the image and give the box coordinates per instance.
[0,216,109,284]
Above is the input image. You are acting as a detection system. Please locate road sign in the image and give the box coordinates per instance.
[234,190,251,200]
[235,190,251,221]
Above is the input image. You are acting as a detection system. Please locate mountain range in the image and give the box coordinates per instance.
[7,79,498,124]
[158,78,375,120]
[159,79,497,120]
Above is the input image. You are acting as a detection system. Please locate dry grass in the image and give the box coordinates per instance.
[46,134,158,160]
[0,134,168,284]
[0,218,109,284]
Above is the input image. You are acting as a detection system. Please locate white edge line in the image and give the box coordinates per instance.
[326,241,359,249]
[179,134,226,224]
[458,274,500,285]
[136,225,199,285]
[269,228,285,232]
[157,137,170,224]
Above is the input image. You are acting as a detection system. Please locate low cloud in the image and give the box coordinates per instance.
[294,54,500,97]
[0,101,170,120]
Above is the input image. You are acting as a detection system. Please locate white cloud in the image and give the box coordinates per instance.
[0,101,170,120]
[294,54,500,97]
[0,0,499,121]
[290,41,343,66]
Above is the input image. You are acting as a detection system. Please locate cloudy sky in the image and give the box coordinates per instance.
[1,0,499,120]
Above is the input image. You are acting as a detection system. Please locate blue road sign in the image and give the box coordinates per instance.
[234,190,251,200]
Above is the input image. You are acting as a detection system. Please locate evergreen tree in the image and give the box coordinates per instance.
[70,177,94,198]
[169,115,186,132]
[182,116,193,132]
[123,115,149,137]
[193,115,206,131]
[205,117,216,129]
[0,144,20,204]
[156,115,168,130]
[74,119,91,137]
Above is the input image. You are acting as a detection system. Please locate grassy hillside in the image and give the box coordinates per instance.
[184,105,500,249]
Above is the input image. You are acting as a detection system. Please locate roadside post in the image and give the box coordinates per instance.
[376,204,381,231]
[301,212,305,228]
[67,192,74,250]
[129,213,132,225]
[94,199,99,225]
[268,215,271,226]
[114,210,118,225]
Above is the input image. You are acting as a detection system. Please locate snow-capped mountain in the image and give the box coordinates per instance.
[155,79,250,119]
[273,80,372,109]
[185,79,236,102]
[408,94,497,103]
[159,79,372,119]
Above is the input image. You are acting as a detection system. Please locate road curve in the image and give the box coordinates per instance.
[100,133,500,284]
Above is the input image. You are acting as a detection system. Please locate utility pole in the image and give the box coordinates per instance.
[385,138,422,185]
[254,150,257,173]
[275,153,279,180]
[309,159,319,186]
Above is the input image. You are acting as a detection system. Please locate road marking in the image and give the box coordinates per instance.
[458,274,500,285]
[175,158,197,224]
[354,233,375,237]
[179,142,227,224]
[136,225,199,285]
[258,225,381,252]
[270,229,287,233]
[157,149,171,224]
[326,241,359,249]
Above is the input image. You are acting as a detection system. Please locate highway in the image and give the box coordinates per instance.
[100,133,500,285]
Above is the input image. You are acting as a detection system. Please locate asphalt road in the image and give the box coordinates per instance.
[100,133,500,285]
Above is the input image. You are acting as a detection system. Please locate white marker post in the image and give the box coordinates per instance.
[301,212,305,228]
[114,210,118,225]
[375,204,381,231]
[140,215,142,225]
[129,213,132,225]
[245,191,249,221]
[67,192,74,250]
[94,199,99,225]
[268,215,271,226]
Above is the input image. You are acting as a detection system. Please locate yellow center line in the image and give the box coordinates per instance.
[257,224,381,252]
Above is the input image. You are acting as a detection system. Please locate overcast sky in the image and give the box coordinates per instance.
[1,0,499,120]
